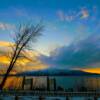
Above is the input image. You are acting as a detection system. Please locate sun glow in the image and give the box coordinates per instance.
[0,41,48,72]
[0,41,13,47]
[80,68,100,74]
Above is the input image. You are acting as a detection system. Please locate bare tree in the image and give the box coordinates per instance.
[0,22,44,90]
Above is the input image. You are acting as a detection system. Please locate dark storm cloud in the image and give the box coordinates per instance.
[39,33,100,69]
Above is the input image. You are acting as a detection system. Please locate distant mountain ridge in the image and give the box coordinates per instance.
[16,68,100,76]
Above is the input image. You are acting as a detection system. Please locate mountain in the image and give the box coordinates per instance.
[16,68,100,76]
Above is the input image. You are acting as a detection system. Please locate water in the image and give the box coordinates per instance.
[1,96,100,100]
[50,76,100,91]
[1,76,100,91]
[1,76,100,100]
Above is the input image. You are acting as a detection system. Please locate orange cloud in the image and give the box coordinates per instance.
[0,41,13,47]
[74,68,100,74]
[0,41,48,73]
[80,68,100,74]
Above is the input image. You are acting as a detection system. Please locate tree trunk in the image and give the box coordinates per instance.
[0,73,8,90]
[15,96,19,100]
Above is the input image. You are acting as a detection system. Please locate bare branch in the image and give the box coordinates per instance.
[0,22,44,89]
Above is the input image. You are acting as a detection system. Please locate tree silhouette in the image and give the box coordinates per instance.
[0,22,44,90]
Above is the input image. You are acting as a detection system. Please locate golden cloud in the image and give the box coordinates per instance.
[0,41,48,73]
[80,68,100,74]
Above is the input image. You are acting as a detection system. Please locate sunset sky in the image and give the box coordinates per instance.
[0,0,100,73]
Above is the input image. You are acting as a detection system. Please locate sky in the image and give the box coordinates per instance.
[0,0,100,73]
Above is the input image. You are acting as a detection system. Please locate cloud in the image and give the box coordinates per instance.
[80,8,89,19]
[13,8,41,21]
[65,15,74,22]
[0,41,48,72]
[14,8,29,18]
[0,22,15,31]
[57,10,65,21]
[40,33,100,69]
[57,7,91,22]
[57,10,74,22]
